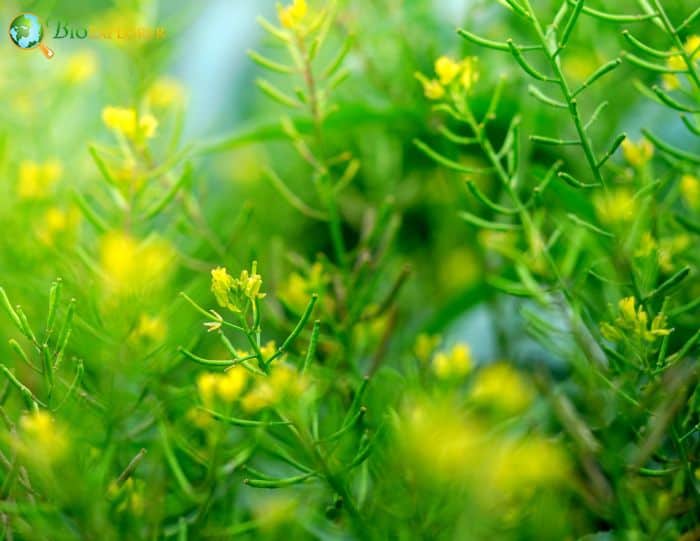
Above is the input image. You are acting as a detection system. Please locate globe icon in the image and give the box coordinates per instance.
[8,13,54,58]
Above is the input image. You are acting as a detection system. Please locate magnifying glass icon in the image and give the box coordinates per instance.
[8,13,54,59]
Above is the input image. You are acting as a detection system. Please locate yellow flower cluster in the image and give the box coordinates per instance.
[102,106,158,139]
[147,77,186,109]
[99,231,175,298]
[415,55,480,100]
[63,51,98,84]
[659,234,690,273]
[211,262,266,313]
[600,296,671,343]
[130,313,167,343]
[241,363,307,412]
[197,367,249,405]
[17,410,68,464]
[593,187,636,225]
[195,355,306,417]
[277,0,307,30]
[37,206,80,246]
[278,262,328,313]
[432,343,473,379]
[469,362,534,415]
[662,35,700,90]
[413,333,441,364]
[681,174,700,209]
[17,159,62,199]
[621,138,654,168]
[396,398,569,494]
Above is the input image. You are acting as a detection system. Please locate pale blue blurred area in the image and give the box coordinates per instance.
[172,0,273,138]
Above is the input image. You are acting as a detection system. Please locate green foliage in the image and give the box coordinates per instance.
[0,0,699,539]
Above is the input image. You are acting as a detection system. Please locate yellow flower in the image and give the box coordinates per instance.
[434,56,461,85]
[147,77,186,108]
[99,231,174,298]
[238,262,265,302]
[618,296,637,322]
[685,35,700,57]
[211,267,237,311]
[635,232,657,258]
[415,72,445,100]
[432,343,473,379]
[197,372,219,405]
[241,384,275,412]
[604,296,672,343]
[102,106,158,139]
[396,399,483,482]
[659,234,690,273]
[211,262,266,313]
[460,57,479,92]
[593,187,635,225]
[278,262,328,313]
[240,363,306,412]
[621,138,654,168]
[17,159,62,199]
[217,368,248,402]
[681,174,700,208]
[490,437,570,493]
[278,0,307,29]
[187,406,213,429]
[131,313,167,343]
[18,410,68,463]
[470,362,534,414]
[36,206,80,246]
[413,333,441,364]
[63,51,97,83]
[139,113,158,138]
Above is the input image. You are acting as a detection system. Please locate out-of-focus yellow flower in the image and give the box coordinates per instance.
[253,495,298,531]
[460,57,479,92]
[278,262,328,313]
[131,313,167,343]
[397,399,482,482]
[602,296,671,343]
[63,51,98,83]
[99,231,174,298]
[563,54,597,83]
[593,187,635,225]
[278,0,307,29]
[435,56,461,85]
[147,77,186,108]
[490,436,570,494]
[241,363,306,413]
[681,174,700,208]
[17,159,62,199]
[217,368,248,402]
[414,72,445,100]
[635,232,657,258]
[665,36,700,88]
[469,362,534,414]
[17,410,68,464]
[621,138,653,168]
[197,372,219,405]
[439,249,480,290]
[187,406,213,429]
[685,35,700,57]
[37,206,80,245]
[413,333,441,364]
[432,343,473,379]
[102,106,158,139]
[659,234,690,273]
